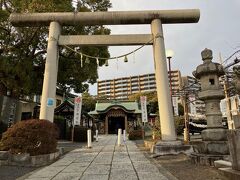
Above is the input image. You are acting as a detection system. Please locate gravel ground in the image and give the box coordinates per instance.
[155,153,228,180]
[135,139,229,180]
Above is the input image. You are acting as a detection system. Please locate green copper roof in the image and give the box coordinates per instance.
[89,101,142,115]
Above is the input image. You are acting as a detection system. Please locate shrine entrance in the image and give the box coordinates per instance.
[108,117,125,134]
[107,109,126,134]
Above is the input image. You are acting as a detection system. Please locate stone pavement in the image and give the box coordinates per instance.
[24,135,169,180]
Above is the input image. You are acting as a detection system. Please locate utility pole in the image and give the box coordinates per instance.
[223,75,234,129]
[219,53,234,129]
[183,91,190,144]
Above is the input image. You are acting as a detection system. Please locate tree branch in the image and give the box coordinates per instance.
[32,50,46,58]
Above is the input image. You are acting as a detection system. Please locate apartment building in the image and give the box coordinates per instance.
[169,70,183,94]
[97,70,182,100]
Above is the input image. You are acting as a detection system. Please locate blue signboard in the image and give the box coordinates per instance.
[47,98,54,107]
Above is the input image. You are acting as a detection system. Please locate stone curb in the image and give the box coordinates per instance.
[0,150,60,167]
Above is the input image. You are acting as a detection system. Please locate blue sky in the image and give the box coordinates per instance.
[88,0,240,95]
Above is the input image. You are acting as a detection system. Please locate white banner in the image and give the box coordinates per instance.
[140,96,148,123]
[172,97,179,116]
[189,96,196,115]
[74,96,82,126]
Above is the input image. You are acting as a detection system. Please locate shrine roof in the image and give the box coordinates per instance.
[89,101,142,115]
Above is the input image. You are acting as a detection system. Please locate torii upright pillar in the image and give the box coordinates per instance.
[151,19,176,141]
[40,22,61,121]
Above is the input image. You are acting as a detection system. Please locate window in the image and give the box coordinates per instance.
[209,78,215,85]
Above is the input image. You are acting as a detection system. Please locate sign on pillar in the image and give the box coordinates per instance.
[74,96,82,126]
[72,96,82,142]
[172,97,179,116]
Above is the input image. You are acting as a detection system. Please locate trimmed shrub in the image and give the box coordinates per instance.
[73,126,93,142]
[128,129,143,140]
[0,119,59,156]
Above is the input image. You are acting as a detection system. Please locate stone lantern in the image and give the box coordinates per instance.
[192,48,229,164]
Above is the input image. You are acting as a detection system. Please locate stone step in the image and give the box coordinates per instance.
[214,160,232,168]
[218,167,240,180]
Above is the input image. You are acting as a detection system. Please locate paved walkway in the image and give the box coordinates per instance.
[25,135,169,180]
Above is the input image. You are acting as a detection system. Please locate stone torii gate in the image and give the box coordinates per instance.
[9,10,200,141]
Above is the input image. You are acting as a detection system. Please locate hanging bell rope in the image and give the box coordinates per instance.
[96,58,99,66]
[80,53,83,67]
[105,59,109,66]
[124,55,128,63]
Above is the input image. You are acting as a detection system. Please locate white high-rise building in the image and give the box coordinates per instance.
[98,70,182,100]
